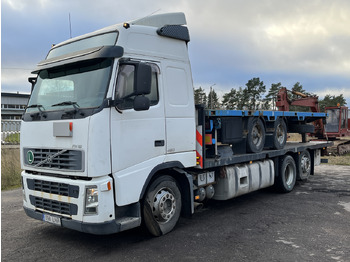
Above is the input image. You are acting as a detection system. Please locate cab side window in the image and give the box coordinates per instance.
[116,63,159,110]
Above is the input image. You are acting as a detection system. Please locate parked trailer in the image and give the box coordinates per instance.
[21,12,332,237]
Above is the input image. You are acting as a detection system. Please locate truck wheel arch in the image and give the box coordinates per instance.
[142,175,182,236]
[139,161,193,218]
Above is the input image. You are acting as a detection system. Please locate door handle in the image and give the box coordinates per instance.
[154,140,165,147]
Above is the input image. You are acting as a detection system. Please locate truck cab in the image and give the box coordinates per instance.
[21,13,196,235]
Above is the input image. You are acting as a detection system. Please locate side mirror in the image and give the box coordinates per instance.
[28,77,37,93]
[134,96,150,111]
[135,63,152,95]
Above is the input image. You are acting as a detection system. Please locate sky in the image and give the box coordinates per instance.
[2,0,350,106]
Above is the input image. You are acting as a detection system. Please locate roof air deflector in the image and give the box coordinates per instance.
[130,12,187,28]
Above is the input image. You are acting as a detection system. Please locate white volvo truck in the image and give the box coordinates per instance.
[21,12,331,236]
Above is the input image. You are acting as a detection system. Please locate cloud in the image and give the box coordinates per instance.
[2,0,350,105]
[318,87,350,100]
[185,0,350,76]
[1,68,34,93]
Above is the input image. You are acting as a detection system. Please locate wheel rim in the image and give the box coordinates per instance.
[276,124,285,145]
[252,124,263,147]
[152,187,176,223]
[301,154,311,174]
[285,164,294,186]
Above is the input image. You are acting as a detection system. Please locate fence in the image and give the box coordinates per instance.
[1,120,21,145]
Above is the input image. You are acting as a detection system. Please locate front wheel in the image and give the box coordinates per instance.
[275,155,297,193]
[142,175,182,236]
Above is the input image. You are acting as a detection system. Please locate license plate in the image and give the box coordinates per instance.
[43,213,61,226]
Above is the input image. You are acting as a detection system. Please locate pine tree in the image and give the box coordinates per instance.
[244,78,266,110]
[319,94,347,112]
[194,87,207,106]
[207,88,219,109]
[222,88,239,109]
[263,82,284,110]
[290,82,309,112]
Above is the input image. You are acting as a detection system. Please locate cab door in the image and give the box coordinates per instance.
[110,61,165,174]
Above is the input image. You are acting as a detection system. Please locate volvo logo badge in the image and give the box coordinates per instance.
[27,150,34,164]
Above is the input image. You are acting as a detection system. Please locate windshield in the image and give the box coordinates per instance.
[325,109,339,133]
[26,58,113,114]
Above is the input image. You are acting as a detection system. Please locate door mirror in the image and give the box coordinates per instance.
[134,95,150,111]
[28,77,37,93]
[135,63,152,95]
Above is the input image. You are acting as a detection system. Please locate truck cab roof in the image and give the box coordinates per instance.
[34,12,191,73]
[50,12,188,52]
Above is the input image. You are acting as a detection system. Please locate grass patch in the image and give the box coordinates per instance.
[321,153,350,166]
[4,133,20,144]
[1,147,22,190]
[287,133,302,142]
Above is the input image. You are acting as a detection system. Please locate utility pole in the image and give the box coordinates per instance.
[69,13,72,38]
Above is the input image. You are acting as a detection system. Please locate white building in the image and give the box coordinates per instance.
[1,92,30,120]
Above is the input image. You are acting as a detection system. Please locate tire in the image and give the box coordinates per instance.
[296,150,311,181]
[273,118,287,149]
[142,175,182,236]
[275,155,297,193]
[246,117,266,153]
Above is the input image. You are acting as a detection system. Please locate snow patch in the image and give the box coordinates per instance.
[338,202,350,212]
[276,239,300,249]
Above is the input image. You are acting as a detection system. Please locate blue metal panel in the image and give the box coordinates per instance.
[205,110,327,121]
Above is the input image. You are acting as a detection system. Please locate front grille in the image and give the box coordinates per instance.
[29,195,78,216]
[27,179,79,198]
[23,148,83,171]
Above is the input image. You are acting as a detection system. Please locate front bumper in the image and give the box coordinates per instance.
[22,171,116,232]
[22,171,142,235]
[24,207,122,235]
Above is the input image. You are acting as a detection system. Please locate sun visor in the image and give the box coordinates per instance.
[32,46,123,74]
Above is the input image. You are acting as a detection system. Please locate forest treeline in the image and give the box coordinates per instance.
[194,77,347,112]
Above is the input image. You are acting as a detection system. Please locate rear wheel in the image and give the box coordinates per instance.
[297,150,311,181]
[273,118,287,149]
[246,117,266,153]
[275,155,297,193]
[142,175,182,236]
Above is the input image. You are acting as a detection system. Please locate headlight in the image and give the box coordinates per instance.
[85,186,98,214]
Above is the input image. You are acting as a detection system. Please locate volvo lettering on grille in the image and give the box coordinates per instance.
[34,149,68,167]
[23,148,83,171]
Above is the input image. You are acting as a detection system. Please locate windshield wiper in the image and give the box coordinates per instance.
[52,101,80,109]
[27,104,43,109]
[27,104,45,113]
[26,104,47,118]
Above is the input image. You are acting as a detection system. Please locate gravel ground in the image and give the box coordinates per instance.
[2,164,350,262]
